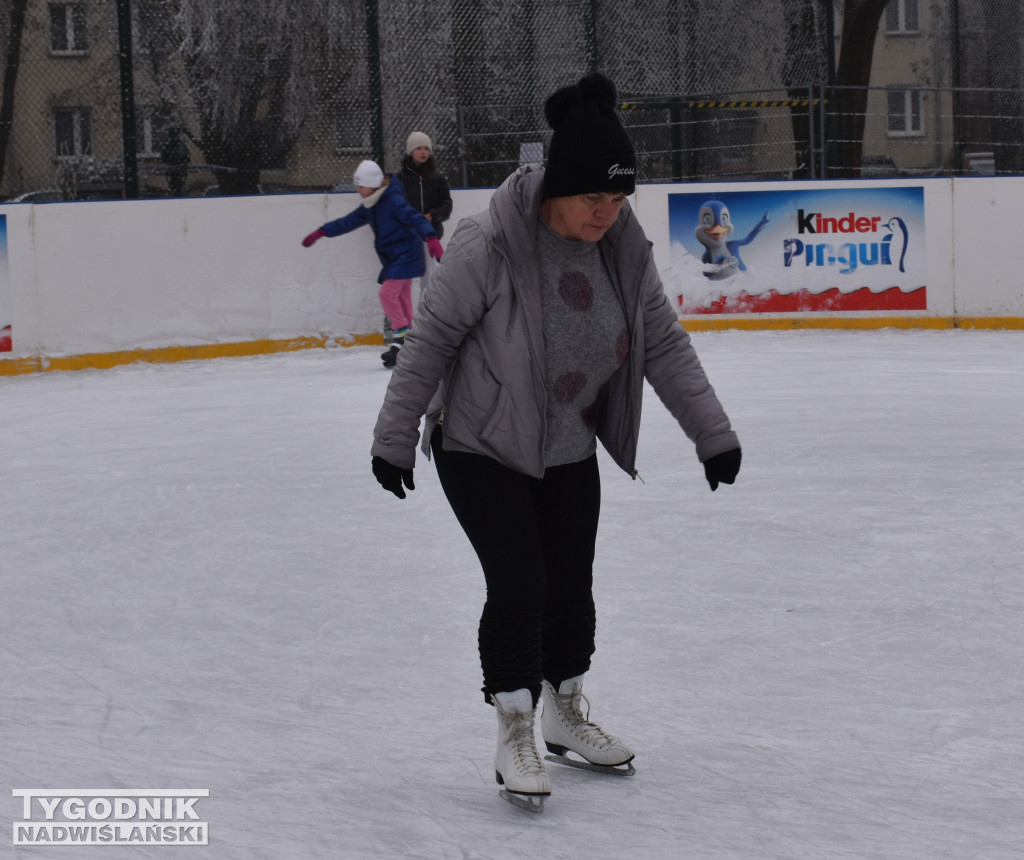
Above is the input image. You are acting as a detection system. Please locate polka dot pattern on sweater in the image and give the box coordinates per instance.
[558,271,593,311]
[555,371,587,403]
[537,220,627,468]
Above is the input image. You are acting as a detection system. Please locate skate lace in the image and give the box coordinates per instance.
[501,712,545,775]
[555,690,616,749]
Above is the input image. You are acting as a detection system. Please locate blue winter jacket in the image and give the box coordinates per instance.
[321,179,436,283]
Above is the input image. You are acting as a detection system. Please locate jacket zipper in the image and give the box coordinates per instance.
[438,357,460,427]
[628,251,651,482]
[406,166,426,216]
[600,238,647,482]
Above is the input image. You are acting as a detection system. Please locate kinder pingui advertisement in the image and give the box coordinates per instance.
[667,186,926,314]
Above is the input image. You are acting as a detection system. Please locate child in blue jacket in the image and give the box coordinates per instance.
[302,160,444,367]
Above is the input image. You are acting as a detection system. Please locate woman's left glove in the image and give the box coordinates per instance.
[703,448,741,491]
[372,456,415,499]
[426,237,444,261]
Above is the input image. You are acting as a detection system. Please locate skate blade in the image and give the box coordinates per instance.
[499,789,546,813]
[544,752,636,777]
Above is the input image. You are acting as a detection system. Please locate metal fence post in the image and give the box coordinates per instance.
[818,82,828,179]
[457,105,469,188]
[116,0,138,198]
[670,97,682,181]
[365,0,384,168]
[950,0,963,173]
[807,84,816,179]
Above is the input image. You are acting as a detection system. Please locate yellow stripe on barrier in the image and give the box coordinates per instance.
[955,316,1024,330]
[0,333,381,377]
[1,318,1021,377]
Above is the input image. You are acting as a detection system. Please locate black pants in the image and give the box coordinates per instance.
[431,430,600,705]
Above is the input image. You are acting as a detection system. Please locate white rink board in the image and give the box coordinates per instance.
[0,177,1019,362]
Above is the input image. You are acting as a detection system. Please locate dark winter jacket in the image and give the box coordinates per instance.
[320,179,436,283]
[371,166,740,479]
[397,159,453,238]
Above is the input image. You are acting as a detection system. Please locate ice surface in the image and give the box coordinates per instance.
[2,329,1023,859]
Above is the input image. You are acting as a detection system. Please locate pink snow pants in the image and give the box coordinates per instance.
[379,278,414,330]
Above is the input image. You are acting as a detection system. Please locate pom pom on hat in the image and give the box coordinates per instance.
[406,131,432,155]
[353,159,384,189]
[543,72,636,198]
[544,73,619,128]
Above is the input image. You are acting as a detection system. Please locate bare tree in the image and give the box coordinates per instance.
[783,0,828,178]
[829,0,892,176]
[0,0,28,191]
[138,0,356,194]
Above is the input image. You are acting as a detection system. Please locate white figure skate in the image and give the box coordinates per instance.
[541,676,636,776]
[492,689,551,812]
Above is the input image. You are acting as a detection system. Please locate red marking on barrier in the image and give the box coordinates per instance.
[680,286,927,315]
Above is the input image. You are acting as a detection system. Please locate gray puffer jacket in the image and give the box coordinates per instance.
[371,166,739,479]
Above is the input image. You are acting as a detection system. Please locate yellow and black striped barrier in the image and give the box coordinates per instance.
[619,99,826,110]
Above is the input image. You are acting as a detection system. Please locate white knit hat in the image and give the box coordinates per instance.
[353,159,384,189]
[406,131,432,155]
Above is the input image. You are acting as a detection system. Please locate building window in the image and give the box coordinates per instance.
[887,89,923,137]
[50,3,88,54]
[334,109,371,154]
[136,107,171,157]
[717,110,759,163]
[54,108,92,157]
[885,0,919,35]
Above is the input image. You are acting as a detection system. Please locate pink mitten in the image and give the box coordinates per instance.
[302,228,326,248]
[426,236,444,261]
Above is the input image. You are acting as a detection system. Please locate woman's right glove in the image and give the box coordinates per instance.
[703,448,742,491]
[372,456,415,499]
[301,228,326,248]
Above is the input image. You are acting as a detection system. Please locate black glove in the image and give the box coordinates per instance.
[372,456,415,499]
[703,448,741,491]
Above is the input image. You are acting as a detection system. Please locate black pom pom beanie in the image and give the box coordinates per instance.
[543,72,636,198]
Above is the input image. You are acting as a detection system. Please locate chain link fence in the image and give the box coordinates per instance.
[1,0,1021,201]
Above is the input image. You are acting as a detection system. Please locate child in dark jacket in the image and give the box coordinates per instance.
[397,132,453,297]
[302,159,443,367]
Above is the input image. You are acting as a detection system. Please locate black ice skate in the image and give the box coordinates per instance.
[381,328,407,369]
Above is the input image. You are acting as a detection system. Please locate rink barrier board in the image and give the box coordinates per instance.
[2,315,1021,377]
[2,177,1022,374]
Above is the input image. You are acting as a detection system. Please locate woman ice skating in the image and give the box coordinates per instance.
[396,131,453,297]
[301,159,444,368]
[369,73,742,812]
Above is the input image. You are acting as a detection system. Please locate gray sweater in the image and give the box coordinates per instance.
[537,220,627,467]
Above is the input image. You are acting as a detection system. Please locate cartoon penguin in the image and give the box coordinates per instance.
[883,217,909,273]
[695,200,770,280]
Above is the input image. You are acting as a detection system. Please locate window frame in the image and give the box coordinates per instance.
[334,109,372,155]
[884,0,920,36]
[49,3,89,55]
[54,107,93,157]
[135,107,172,158]
[886,88,924,138]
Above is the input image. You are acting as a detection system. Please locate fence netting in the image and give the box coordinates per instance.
[1,0,1021,200]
